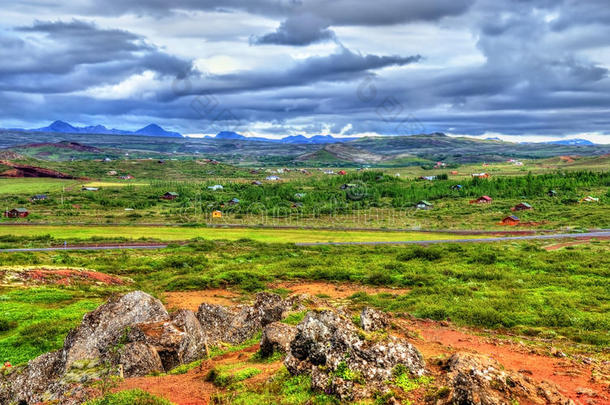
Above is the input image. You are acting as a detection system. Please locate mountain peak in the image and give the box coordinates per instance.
[33,121,182,138]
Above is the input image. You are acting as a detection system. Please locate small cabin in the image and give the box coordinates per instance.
[470,195,492,204]
[120,175,134,180]
[512,202,532,211]
[450,170,459,175]
[82,187,99,192]
[31,194,47,201]
[581,196,599,203]
[338,170,347,175]
[415,200,432,210]
[208,185,223,191]
[419,176,437,181]
[266,176,281,181]
[228,198,240,205]
[212,210,222,218]
[251,181,263,186]
[5,208,29,218]
[294,193,306,199]
[451,184,463,191]
[471,173,490,179]
[161,192,179,200]
[500,215,520,226]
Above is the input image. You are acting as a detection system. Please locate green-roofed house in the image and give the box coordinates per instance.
[415,200,433,210]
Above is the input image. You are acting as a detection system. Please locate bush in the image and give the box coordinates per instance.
[397,247,442,262]
[0,319,16,332]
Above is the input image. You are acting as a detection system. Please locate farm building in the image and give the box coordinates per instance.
[30,194,47,201]
[471,173,490,178]
[208,185,223,191]
[294,193,306,199]
[450,170,458,175]
[228,198,240,205]
[470,195,492,204]
[251,181,263,186]
[266,176,281,181]
[415,200,433,210]
[419,176,437,181]
[82,187,99,191]
[4,208,29,218]
[107,170,118,176]
[338,170,347,175]
[120,175,134,180]
[451,184,463,191]
[500,215,520,226]
[161,192,179,200]
[581,196,599,203]
[512,202,532,211]
[212,210,222,218]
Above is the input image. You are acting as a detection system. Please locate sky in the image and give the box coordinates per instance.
[1,0,609,143]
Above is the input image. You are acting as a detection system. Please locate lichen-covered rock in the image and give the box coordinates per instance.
[360,307,391,331]
[0,351,65,404]
[196,303,237,344]
[285,310,425,401]
[437,353,574,405]
[118,342,163,377]
[197,292,291,345]
[61,291,169,370]
[260,322,298,356]
[171,309,208,364]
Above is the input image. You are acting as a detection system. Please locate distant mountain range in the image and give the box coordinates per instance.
[8,121,183,138]
[209,131,358,144]
[542,139,595,146]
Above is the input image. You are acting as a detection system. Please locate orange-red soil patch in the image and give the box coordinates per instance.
[2,268,125,286]
[164,289,242,311]
[407,319,609,405]
[273,281,409,299]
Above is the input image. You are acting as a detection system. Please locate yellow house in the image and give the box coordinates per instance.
[212,210,222,218]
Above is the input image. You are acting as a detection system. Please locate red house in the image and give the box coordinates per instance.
[512,202,532,211]
[500,215,520,226]
[161,192,179,200]
[338,170,347,175]
[4,208,29,218]
[470,195,492,204]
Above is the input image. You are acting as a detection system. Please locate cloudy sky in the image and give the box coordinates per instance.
[1,0,609,142]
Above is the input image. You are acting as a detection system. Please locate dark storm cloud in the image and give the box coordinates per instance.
[166,47,421,99]
[0,20,193,93]
[252,14,336,46]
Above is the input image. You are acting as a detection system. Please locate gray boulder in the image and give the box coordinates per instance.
[285,310,425,401]
[439,353,573,405]
[196,292,291,345]
[118,342,164,378]
[61,291,169,370]
[260,322,298,357]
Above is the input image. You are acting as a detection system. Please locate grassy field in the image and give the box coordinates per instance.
[0,178,78,194]
[1,239,608,366]
[0,225,483,244]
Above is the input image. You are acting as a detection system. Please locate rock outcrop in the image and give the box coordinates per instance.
[437,353,574,405]
[284,309,426,401]
[0,291,296,404]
